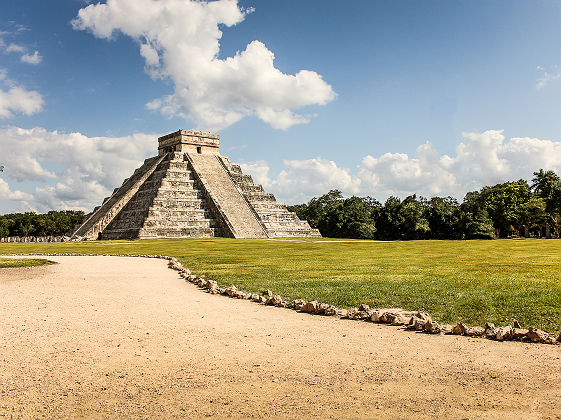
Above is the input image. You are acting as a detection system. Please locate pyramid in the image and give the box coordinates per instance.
[72,130,321,240]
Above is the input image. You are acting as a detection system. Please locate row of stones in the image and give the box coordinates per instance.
[164,256,559,345]
[14,253,559,345]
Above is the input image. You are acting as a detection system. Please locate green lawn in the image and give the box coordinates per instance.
[0,257,57,268]
[1,238,560,334]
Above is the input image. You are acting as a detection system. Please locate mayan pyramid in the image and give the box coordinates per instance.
[72,130,321,240]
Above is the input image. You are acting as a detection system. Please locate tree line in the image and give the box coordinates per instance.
[0,211,86,238]
[287,169,561,240]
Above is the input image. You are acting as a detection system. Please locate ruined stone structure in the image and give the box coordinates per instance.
[72,130,321,240]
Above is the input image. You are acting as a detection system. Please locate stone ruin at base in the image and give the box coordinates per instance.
[72,130,321,240]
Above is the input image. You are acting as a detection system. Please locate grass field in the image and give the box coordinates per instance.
[1,238,560,334]
[0,257,56,268]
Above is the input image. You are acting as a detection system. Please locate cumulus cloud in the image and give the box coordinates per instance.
[72,0,336,131]
[240,130,561,204]
[4,127,561,212]
[0,72,44,118]
[0,178,33,201]
[5,43,25,54]
[241,157,361,204]
[21,50,42,65]
[0,126,157,212]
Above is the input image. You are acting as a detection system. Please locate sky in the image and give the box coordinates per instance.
[1,0,561,213]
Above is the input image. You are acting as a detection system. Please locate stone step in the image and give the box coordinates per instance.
[142,219,216,229]
[256,212,300,222]
[267,229,322,238]
[159,179,197,189]
[230,173,253,184]
[154,189,203,199]
[167,160,189,170]
[138,227,218,238]
[102,228,142,240]
[263,220,312,230]
[152,168,194,180]
[151,199,206,209]
[146,208,212,219]
[239,184,264,193]
[243,192,276,202]
[229,164,243,174]
[251,202,288,211]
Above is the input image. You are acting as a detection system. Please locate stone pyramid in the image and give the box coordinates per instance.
[72,130,321,240]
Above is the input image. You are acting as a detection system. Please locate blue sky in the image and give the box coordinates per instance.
[1,0,561,212]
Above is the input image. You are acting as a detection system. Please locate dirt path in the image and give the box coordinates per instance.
[1,256,560,419]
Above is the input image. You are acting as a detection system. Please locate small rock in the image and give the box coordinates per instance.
[336,308,348,317]
[370,310,383,322]
[358,304,370,312]
[343,308,359,319]
[264,290,273,298]
[302,301,319,313]
[323,306,338,316]
[270,295,283,306]
[440,324,453,334]
[527,326,549,343]
[513,328,529,341]
[452,322,467,335]
[512,319,521,329]
[391,314,411,326]
[484,322,497,339]
[424,320,441,334]
[224,285,238,297]
[349,310,371,321]
[250,294,261,302]
[414,311,432,323]
[318,303,331,315]
[292,299,307,311]
[380,311,397,323]
[465,326,485,337]
[495,326,514,341]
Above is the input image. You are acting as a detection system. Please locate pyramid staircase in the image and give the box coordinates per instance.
[102,153,218,239]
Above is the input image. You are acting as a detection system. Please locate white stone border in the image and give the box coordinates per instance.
[6,253,560,345]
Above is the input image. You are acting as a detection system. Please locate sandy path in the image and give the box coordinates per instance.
[0,256,560,419]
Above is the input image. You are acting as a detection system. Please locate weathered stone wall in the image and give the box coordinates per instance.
[0,236,67,243]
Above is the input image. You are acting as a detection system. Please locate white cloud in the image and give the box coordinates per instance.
[0,81,44,118]
[21,50,42,65]
[536,65,561,89]
[5,43,25,53]
[0,178,33,201]
[0,127,157,212]
[4,126,561,212]
[72,0,336,131]
[241,157,361,204]
[240,130,561,204]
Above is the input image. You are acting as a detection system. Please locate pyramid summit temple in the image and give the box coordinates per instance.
[72,130,321,240]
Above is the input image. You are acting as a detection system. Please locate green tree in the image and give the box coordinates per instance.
[318,196,378,239]
[520,197,548,237]
[478,180,531,237]
[426,196,461,239]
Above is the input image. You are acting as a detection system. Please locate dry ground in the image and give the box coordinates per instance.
[0,256,560,419]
